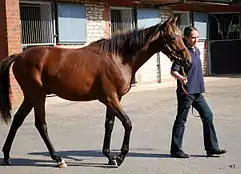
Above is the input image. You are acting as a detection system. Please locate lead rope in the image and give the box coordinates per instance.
[181,67,188,96]
[181,67,200,117]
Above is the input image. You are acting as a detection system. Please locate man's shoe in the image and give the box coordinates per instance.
[206,149,227,157]
[171,151,190,158]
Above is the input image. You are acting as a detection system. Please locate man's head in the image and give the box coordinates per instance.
[184,26,199,48]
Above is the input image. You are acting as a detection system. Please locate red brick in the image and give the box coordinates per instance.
[1,0,22,108]
[203,40,209,76]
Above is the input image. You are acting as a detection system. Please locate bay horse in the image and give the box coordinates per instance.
[0,15,191,167]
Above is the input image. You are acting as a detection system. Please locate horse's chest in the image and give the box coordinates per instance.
[106,57,132,95]
[116,68,132,95]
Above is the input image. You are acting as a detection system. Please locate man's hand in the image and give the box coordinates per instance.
[180,77,188,86]
[171,70,187,85]
[171,70,189,95]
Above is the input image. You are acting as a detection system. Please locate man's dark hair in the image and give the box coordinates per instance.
[183,26,198,38]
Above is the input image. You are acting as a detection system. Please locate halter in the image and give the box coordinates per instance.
[151,24,189,66]
[159,32,189,94]
[162,33,187,64]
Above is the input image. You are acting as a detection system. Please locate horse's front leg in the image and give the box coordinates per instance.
[107,94,132,167]
[102,106,116,166]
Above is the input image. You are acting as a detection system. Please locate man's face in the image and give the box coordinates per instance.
[185,30,199,47]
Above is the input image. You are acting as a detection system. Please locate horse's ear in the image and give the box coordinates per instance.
[162,15,174,29]
[173,15,178,25]
[143,31,161,50]
[166,15,174,24]
[149,31,161,43]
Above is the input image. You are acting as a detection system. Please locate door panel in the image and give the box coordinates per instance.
[136,8,161,83]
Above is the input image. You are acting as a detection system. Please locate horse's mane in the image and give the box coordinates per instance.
[87,24,159,58]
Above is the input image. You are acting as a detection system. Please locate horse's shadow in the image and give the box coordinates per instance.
[0,158,57,167]
[1,149,208,168]
[28,149,171,160]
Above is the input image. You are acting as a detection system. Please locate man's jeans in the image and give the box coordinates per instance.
[170,93,219,153]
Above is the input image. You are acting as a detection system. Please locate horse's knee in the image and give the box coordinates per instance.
[35,121,47,131]
[125,120,132,132]
[105,120,114,131]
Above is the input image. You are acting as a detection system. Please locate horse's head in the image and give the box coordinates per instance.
[148,15,192,67]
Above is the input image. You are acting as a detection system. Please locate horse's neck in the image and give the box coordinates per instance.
[131,46,159,74]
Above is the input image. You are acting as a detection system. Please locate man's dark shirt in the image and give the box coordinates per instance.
[171,46,205,95]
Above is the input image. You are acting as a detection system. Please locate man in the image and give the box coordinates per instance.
[170,26,226,158]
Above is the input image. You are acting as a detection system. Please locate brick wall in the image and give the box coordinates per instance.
[0,0,8,60]
[0,0,23,109]
[85,1,106,42]
[5,0,21,55]
[7,0,23,109]
[0,0,21,59]
[203,40,209,76]
[159,7,173,21]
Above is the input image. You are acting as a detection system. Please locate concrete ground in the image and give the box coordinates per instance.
[0,76,241,174]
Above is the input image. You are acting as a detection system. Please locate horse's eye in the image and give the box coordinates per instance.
[170,35,176,40]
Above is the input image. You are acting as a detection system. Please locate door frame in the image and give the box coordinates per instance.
[109,6,134,36]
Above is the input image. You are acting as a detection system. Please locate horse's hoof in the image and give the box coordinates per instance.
[108,159,118,168]
[116,156,124,166]
[57,159,67,168]
[2,159,11,165]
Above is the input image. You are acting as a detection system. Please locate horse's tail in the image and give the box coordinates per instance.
[0,54,19,124]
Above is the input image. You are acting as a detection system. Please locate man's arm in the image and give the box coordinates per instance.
[170,70,187,85]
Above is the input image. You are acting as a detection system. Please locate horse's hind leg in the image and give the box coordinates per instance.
[33,94,66,167]
[102,106,116,165]
[2,99,33,165]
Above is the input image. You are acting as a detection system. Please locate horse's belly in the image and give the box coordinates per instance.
[47,81,100,101]
[53,90,98,101]
[60,94,97,101]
